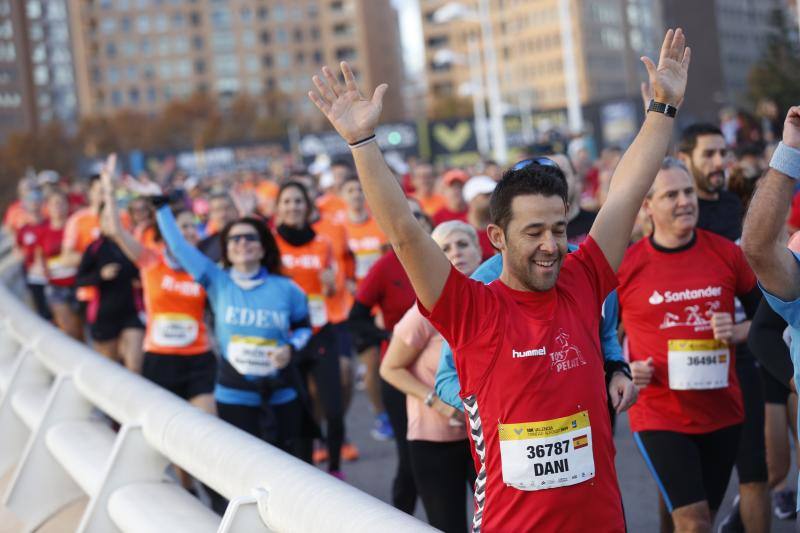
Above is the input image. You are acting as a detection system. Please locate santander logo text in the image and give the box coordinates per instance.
[648,286,722,305]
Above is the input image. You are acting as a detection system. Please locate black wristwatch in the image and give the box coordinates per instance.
[604,360,633,384]
[647,99,678,118]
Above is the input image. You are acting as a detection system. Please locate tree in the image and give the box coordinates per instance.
[747,8,800,116]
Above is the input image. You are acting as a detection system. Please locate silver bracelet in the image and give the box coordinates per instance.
[424,390,436,407]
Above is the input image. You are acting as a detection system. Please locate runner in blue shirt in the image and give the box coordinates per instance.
[155,200,314,455]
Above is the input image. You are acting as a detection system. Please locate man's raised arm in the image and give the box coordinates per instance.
[308,63,451,310]
[590,29,691,270]
[741,107,800,302]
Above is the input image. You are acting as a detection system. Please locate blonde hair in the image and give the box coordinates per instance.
[431,220,479,248]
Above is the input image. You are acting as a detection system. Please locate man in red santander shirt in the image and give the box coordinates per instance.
[308,28,690,532]
[619,158,761,532]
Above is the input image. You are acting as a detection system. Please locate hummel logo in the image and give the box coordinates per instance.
[512,347,547,358]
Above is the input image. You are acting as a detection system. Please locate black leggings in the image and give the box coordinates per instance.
[216,399,305,459]
[381,377,417,513]
[297,326,344,472]
[408,439,475,533]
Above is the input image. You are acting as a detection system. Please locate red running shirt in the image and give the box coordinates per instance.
[617,230,755,434]
[355,250,416,358]
[421,237,624,533]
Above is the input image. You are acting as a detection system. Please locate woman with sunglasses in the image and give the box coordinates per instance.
[273,181,347,479]
[152,177,313,456]
[379,220,482,533]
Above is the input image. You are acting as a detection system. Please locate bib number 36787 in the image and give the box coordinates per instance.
[498,410,594,491]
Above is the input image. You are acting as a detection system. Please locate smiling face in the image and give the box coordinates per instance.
[645,167,698,240]
[489,194,568,292]
[276,186,310,228]
[225,222,264,268]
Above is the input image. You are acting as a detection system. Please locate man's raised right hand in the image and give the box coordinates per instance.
[308,62,388,145]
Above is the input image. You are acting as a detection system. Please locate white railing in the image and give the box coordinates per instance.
[0,244,436,532]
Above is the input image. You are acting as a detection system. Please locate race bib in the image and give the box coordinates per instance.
[498,410,594,491]
[668,339,729,390]
[309,295,328,328]
[46,255,77,280]
[152,313,199,348]
[355,252,380,280]
[227,336,279,377]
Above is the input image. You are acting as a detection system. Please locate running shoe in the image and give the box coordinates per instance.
[773,489,797,520]
[341,441,360,461]
[329,470,347,481]
[312,446,329,465]
[717,496,744,533]
[370,412,394,441]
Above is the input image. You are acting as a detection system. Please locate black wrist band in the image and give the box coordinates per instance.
[349,134,376,146]
[604,360,633,383]
[647,99,677,118]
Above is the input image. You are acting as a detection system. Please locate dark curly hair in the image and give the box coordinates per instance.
[490,163,568,232]
[220,217,282,275]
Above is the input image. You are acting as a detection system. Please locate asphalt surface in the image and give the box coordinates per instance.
[335,388,797,532]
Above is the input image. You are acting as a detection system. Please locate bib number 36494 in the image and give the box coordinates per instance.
[498,410,594,491]
[668,339,729,390]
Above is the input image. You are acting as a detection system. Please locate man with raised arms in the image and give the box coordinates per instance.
[308,28,690,532]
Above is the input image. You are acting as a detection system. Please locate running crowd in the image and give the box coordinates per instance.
[3,28,800,533]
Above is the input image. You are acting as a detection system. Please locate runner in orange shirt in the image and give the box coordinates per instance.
[316,161,353,223]
[341,175,389,286]
[274,181,348,480]
[410,163,445,217]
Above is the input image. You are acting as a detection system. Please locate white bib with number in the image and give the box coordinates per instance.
[46,255,77,280]
[498,410,594,491]
[227,336,278,376]
[668,339,729,390]
[309,295,328,328]
[152,313,199,348]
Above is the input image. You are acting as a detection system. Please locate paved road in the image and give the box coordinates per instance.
[336,389,797,532]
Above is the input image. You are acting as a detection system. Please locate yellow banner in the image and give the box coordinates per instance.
[668,339,727,352]
[498,410,590,441]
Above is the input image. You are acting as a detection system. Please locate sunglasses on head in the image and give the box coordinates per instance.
[228,233,259,244]
[510,157,561,172]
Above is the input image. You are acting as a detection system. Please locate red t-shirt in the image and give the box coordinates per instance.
[16,222,45,270]
[39,223,76,286]
[618,230,755,434]
[421,237,624,532]
[432,206,468,227]
[355,250,416,357]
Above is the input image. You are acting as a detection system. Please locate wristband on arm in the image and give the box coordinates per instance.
[769,142,800,180]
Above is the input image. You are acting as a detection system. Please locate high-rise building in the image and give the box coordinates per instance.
[68,0,405,130]
[422,0,790,132]
[420,0,663,125]
[0,0,35,143]
[0,0,85,143]
[663,0,787,124]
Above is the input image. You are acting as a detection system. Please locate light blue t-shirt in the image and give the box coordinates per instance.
[434,248,624,411]
[759,250,800,510]
[157,206,311,407]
